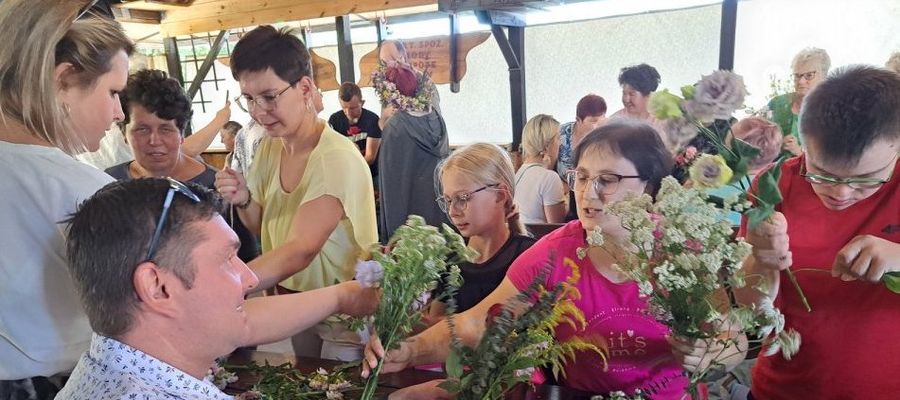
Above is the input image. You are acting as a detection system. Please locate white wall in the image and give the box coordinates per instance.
[191,0,900,148]
[734,0,900,109]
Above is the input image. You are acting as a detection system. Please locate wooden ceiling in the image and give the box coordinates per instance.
[116,0,440,37]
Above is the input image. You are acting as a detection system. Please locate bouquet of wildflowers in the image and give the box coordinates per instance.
[224,361,356,400]
[371,64,436,113]
[438,259,606,400]
[648,70,817,311]
[583,177,800,399]
[357,215,473,399]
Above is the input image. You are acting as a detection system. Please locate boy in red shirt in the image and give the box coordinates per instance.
[739,66,900,399]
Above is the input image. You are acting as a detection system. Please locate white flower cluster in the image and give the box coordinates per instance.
[309,368,353,399]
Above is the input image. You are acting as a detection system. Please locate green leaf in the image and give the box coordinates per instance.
[445,349,464,379]
[746,203,774,231]
[437,379,460,394]
[883,272,900,294]
[747,159,784,230]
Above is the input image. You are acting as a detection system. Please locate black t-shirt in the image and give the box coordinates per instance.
[329,108,382,177]
[328,108,382,152]
[436,234,537,313]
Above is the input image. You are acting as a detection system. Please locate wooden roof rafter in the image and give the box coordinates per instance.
[155,0,438,37]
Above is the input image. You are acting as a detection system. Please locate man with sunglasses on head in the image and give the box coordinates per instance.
[56,178,377,399]
[736,66,900,400]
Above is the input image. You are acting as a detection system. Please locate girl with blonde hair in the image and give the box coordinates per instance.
[425,143,536,321]
[515,114,567,224]
[0,0,133,394]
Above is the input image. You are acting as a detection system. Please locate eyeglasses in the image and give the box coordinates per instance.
[800,155,897,190]
[146,178,201,261]
[235,79,299,113]
[566,170,642,196]
[436,184,498,214]
[792,71,817,82]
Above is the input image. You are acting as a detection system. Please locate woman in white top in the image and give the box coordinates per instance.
[514,114,567,224]
[0,0,133,393]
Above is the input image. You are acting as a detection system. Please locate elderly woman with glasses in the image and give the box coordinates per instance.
[765,47,831,159]
[214,26,376,361]
[364,121,747,399]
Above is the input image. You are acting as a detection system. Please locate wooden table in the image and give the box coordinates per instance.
[226,349,596,399]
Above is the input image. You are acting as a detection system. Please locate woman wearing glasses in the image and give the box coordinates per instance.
[425,143,535,324]
[214,26,377,361]
[0,0,132,396]
[764,47,831,159]
[364,121,746,399]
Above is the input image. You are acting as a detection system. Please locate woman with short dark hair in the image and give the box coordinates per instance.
[214,25,377,361]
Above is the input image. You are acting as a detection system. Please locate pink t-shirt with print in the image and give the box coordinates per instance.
[507,220,688,399]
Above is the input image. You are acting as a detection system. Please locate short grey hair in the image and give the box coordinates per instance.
[791,47,831,74]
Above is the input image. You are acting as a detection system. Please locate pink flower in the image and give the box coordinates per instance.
[684,146,698,160]
[684,239,704,252]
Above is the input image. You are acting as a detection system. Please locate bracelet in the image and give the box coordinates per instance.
[236,192,252,209]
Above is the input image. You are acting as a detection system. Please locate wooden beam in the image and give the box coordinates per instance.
[160,0,436,37]
[186,30,227,100]
[163,37,184,84]
[718,0,738,71]
[335,16,355,84]
[117,0,194,12]
[113,8,163,24]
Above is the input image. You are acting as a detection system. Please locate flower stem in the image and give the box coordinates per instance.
[785,269,811,312]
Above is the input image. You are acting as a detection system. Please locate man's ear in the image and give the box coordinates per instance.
[133,261,180,317]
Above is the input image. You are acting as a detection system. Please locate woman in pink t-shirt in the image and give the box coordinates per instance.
[363,121,745,399]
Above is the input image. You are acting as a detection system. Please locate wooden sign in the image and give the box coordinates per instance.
[309,50,340,91]
[215,49,339,91]
[357,32,491,87]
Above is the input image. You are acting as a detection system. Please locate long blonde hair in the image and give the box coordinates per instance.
[0,0,133,153]
[438,143,525,236]
[520,114,561,158]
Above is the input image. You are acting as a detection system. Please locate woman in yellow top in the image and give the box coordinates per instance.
[215,26,377,360]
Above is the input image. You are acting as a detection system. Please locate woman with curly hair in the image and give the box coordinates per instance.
[611,63,661,121]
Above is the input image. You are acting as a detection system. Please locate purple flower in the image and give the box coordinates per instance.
[355,260,384,288]
[683,71,748,123]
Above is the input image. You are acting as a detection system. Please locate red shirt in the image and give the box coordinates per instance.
[740,156,900,400]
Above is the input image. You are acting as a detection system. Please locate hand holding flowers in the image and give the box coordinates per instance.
[356,216,474,400]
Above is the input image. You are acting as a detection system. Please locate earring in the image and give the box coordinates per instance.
[60,103,71,118]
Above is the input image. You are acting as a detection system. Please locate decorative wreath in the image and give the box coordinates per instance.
[372,64,436,114]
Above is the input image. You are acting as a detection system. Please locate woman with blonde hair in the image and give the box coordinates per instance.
[515,114,567,224]
[766,47,830,158]
[426,143,536,321]
[0,0,133,395]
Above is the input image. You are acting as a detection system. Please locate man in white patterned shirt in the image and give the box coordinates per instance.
[56,178,377,399]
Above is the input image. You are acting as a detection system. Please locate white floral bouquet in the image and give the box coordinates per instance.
[357,215,473,400]
[582,177,800,399]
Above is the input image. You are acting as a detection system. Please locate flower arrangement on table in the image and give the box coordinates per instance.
[580,176,800,399]
[438,259,607,400]
[372,63,436,113]
[217,361,357,399]
[357,215,474,400]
